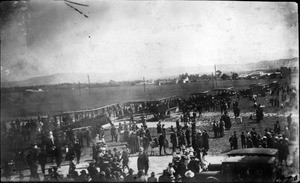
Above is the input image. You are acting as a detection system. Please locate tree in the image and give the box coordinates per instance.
[200,74,211,80]
[232,72,239,80]
[189,74,200,82]
[216,70,222,78]
[179,73,189,80]
[221,73,230,80]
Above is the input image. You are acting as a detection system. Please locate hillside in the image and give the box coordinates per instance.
[1,57,298,87]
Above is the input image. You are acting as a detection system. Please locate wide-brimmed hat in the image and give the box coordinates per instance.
[185,170,195,178]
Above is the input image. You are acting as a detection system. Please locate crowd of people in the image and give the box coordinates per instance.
[1,82,298,182]
[228,114,297,166]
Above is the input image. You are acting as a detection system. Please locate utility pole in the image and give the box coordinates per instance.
[212,72,215,89]
[78,81,81,96]
[143,77,146,93]
[214,65,218,88]
[87,74,91,95]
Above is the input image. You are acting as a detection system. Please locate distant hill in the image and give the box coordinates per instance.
[1,57,298,87]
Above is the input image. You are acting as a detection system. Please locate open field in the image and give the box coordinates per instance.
[0,78,288,120]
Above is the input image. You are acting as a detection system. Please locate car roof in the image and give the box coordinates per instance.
[223,155,276,164]
[227,148,278,157]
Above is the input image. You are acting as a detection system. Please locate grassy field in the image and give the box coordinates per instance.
[0,78,287,120]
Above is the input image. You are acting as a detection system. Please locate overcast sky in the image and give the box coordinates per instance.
[0,1,298,82]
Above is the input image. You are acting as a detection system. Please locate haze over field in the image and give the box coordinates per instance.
[1,1,298,83]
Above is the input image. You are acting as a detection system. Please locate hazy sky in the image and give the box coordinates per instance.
[1,1,298,82]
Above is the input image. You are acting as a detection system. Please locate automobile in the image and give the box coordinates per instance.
[189,91,209,99]
[196,148,282,182]
[266,81,281,91]
[208,87,236,98]
[248,83,268,96]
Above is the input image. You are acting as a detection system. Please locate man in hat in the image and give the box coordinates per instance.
[274,121,281,134]
[113,147,121,162]
[74,139,81,164]
[241,131,246,148]
[159,133,168,155]
[78,170,88,182]
[170,131,178,153]
[120,146,130,172]
[68,156,78,180]
[137,147,149,175]
[232,131,238,149]
[202,130,210,152]
[38,146,47,175]
[111,124,117,142]
[159,169,172,182]
[147,172,158,183]
[188,154,199,173]
[87,160,98,181]
[175,156,188,178]
[85,127,91,147]
[27,143,40,181]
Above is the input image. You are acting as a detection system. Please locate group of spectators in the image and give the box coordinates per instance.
[179,94,232,116]
[212,111,232,138]
[228,115,297,166]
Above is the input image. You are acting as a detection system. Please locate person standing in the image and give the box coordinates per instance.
[159,133,167,155]
[27,144,40,181]
[85,127,91,147]
[256,105,264,123]
[87,161,98,181]
[212,121,218,138]
[110,125,116,142]
[219,120,225,137]
[142,134,150,153]
[157,122,162,134]
[170,131,177,153]
[185,127,191,146]
[137,147,149,175]
[274,121,281,134]
[74,139,81,164]
[54,144,63,168]
[38,147,47,175]
[229,134,234,150]
[241,132,246,148]
[120,146,130,172]
[233,131,238,149]
[202,130,209,155]
[78,129,84,148]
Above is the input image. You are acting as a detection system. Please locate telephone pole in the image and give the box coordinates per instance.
[214,65,218,88]
[212,72,215,89]
[78,81,81,96]
[87,74,91,94]
[143,77,146,93]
